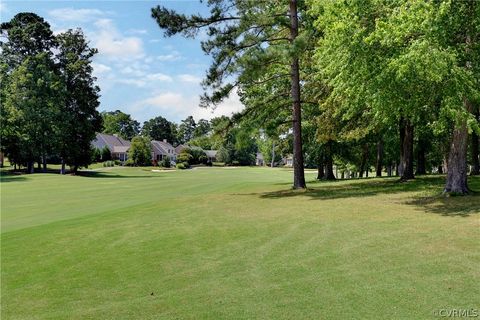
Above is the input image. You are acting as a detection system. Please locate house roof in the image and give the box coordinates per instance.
[175,144,186,154]
[112,146,130,153]
[204,150,217,158]
[93,133,130,153]
[151,140,174,155]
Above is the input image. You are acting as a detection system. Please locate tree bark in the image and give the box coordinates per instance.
[60,159,66,175]
[400,118,415,180]
[289,0,306,189]
[470,107,479,175]
[445,119,469,194]
[324,142,336,180]
[471,130,479,175]
[359,143,368,178]
[271,141,275,168]
[27,161,34,174]
[317,156,324,180]
[42,154,47,173]
[415,138,426,175]
[438,165,443,174]
[376,139,384,177]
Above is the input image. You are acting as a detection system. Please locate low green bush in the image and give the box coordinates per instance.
[159,157,171,168]
[124,159,135,166]
[176,162,189,170]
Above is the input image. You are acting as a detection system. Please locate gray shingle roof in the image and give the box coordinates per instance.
[92,133,130,153]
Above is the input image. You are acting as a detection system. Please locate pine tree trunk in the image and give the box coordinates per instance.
[400,118,415,180]
[289,0,306,189]
[376,139,384,177]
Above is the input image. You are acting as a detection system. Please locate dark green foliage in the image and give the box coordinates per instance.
[56,29,102,173]
[102,110,140,141]
[101,146,111,161]
[159,157,171,168]
[128,136,152,166]
[142,116,175,143]
[0,13,101,173]
[177,116,197,144]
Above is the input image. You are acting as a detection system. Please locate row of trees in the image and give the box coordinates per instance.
[1,13,102,174]
[101,111,212,146]
[152,0,479,194]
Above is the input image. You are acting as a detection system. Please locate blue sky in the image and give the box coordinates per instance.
[1,0,243,123]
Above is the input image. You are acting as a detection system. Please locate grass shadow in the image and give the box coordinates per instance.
[0,172,27,183]
[237,175,480,217]
[404,193,480,217]
[75,171,157,179]
[254,176,446,200]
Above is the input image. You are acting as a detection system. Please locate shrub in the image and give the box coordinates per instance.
[124,159,135,166]
[114,160,121,166]
[177,152,193,164]
[103,160,114,167]
[159,157,171,168]
[91,148,101,162]
[101,146,111,161]
[199,155,208,164]
[176,162,189,169]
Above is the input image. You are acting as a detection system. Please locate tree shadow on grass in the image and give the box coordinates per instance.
[237,176,480,217]
[404,194,480,217]
[76,171,158,179]
[0,172,27,183]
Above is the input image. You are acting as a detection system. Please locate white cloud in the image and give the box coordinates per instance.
[116,79,147,87]
[92,19,144,60]
[126,29,148,35]
[92,62,112,75]
[134,88,244,122]
[48,8,105,22]
[156,53,181,61]
[0,2,9,13]
[178,74,202,84]
[146,73,173,82]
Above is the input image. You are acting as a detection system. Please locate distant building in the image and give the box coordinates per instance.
[92,133,131,161]
[204,150,218,162]
[283,155,293,167]
[175,144,188,155]
[151,139,176,162]
[256,153,265,166]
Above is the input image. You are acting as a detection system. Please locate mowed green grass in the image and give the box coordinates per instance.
[1,167,479,319]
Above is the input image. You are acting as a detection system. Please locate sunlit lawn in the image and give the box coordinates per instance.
[1,167,479,319]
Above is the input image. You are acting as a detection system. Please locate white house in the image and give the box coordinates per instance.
[151,140,176,162]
